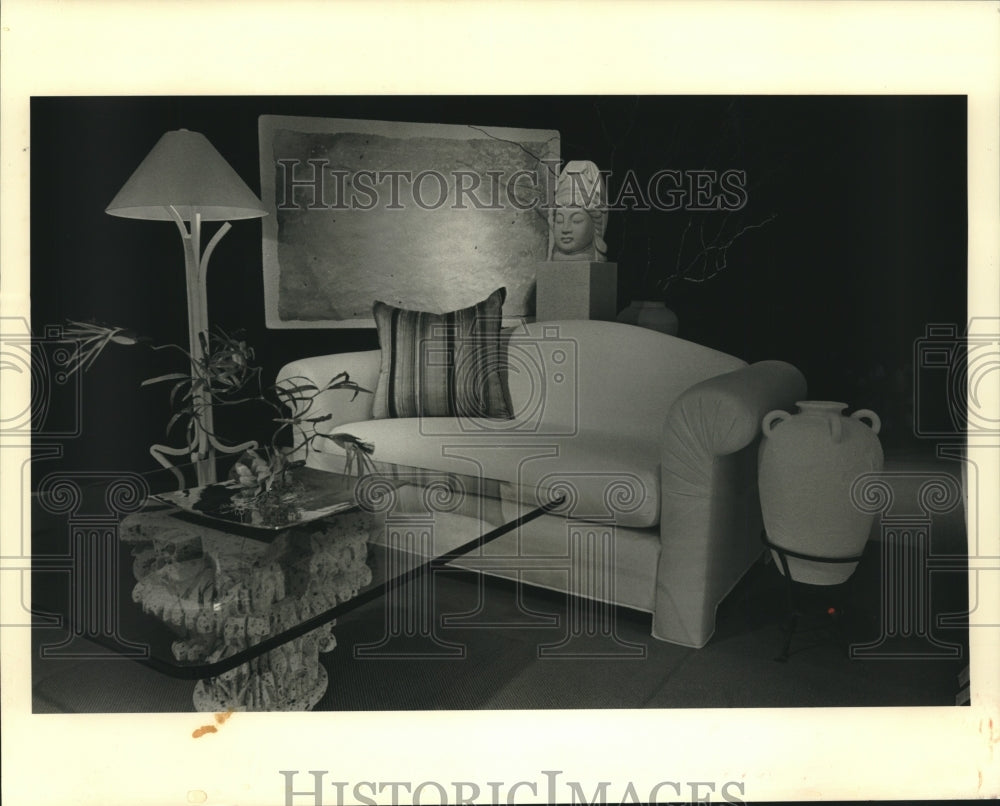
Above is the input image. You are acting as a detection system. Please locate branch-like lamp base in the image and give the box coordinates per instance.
[148,209,257,489]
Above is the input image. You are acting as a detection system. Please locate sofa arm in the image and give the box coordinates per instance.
[652,360,806,647]
[276,350,381,432]
[663,359,808,463]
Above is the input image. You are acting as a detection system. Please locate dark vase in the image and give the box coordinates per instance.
[615,300,679,335]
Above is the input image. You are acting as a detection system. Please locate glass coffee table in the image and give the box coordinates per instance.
[31,460,563,711]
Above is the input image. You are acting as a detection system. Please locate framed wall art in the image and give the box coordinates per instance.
[259,115,560,328]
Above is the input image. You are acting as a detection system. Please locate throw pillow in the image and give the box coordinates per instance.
[371,288,513,420]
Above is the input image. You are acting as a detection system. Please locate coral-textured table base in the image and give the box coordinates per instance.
[121,507,375,711]
[193,662,329,712]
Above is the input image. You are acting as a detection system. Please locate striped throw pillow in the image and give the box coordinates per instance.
[371,288,513,420]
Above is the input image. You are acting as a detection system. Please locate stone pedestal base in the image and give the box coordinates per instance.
[121,508,374,712]
[194,652,329,712]
[536,261,617,321]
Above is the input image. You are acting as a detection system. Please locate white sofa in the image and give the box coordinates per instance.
[277,320,806,648]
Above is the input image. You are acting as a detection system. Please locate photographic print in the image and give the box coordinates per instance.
[26,92,973,711]
[2,3,998,806]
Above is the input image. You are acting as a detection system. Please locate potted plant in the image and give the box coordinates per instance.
[61,320,372,525]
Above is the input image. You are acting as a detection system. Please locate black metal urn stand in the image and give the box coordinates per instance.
[761,531,866,663]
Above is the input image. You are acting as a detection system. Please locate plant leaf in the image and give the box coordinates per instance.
[169,380,191,408]
[277,383,318,396]
[141,372,189,387]
[165,411,187,435]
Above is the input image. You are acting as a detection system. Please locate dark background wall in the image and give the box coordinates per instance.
[29,96,967,478]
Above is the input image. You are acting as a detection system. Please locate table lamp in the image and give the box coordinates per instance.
[106,129,268,487]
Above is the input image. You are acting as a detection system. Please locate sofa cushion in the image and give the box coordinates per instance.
[371,288,513,420]
[309,417,662,528]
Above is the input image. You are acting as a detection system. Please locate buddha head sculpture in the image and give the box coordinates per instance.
[549,160,608,262]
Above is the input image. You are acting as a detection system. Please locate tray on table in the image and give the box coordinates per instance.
[153,465,360,531]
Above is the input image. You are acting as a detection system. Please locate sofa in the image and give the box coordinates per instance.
[277,319,806,648]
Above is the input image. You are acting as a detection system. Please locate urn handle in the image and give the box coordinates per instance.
[852,408,882,435]
[828,414,843,443]
[762,409,789,437]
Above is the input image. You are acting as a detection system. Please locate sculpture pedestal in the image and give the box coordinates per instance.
[535,261,617,321]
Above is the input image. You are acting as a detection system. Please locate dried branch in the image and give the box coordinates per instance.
[465,125,560,183]
[465,124,560,224]
[658,212,777,292]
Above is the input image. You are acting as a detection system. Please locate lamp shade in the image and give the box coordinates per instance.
[105,129,267,222]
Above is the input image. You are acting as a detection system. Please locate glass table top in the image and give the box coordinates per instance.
[31,459,563,702]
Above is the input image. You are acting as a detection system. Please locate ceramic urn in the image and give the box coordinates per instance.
[758,400,884,585]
